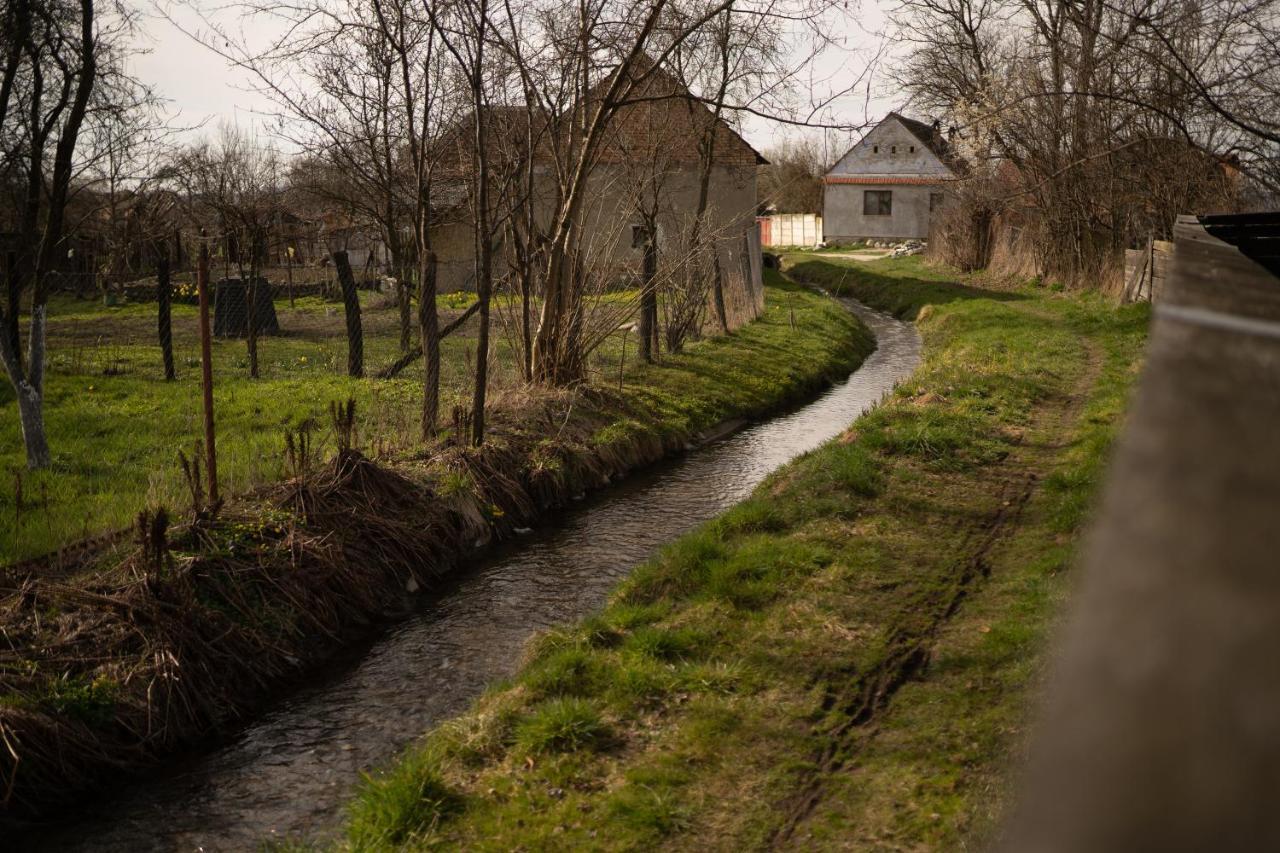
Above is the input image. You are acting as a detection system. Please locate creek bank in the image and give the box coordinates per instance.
[0,275,873,825]
[336,256,1150,850]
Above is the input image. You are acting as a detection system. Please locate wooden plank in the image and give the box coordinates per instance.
[1169,219,1280,321]
[1005,217,1280,851]
[1122,237,1153,303]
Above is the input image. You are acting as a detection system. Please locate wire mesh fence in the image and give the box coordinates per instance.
[3,239,764,566]
[2,264,477,565]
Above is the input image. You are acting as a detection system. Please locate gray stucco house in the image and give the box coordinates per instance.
[822,113,957,242]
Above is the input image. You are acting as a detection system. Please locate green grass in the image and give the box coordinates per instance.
[332,255,1150,850]
[2,275,865,562]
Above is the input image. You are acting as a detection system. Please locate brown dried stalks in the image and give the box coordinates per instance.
[0,386,688,824]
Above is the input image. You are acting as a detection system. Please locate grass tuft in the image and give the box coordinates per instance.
[514,698,610,755]
[347,753,460,848]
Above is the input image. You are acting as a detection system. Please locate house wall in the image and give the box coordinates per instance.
[828,118,952,178]
[823,114,954,242]
[824,183,945,241]
[431,163,762,325]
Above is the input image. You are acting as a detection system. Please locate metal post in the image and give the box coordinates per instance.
[196,238,219,504]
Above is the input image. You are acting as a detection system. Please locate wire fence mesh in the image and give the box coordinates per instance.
[3,237,764,566]
[3,265,475,564]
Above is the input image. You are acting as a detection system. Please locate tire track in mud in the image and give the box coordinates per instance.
[769,334,1104,848]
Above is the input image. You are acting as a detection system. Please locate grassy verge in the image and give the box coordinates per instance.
[336,255,1149,850]
[0,271,874,822]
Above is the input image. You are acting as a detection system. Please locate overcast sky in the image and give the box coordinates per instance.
[128,0,901,159]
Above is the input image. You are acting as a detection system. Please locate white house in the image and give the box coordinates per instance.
[822,113,958,243]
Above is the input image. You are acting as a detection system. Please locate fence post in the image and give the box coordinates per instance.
[157,252,176,381]
[197,238,219,504]
[332,249,364,378]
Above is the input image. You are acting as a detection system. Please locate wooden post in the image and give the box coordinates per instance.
[196,239,219,504]
[1122,235,1153,304]
[157,253,176,381]
[332,249,364,378]
[639,226,658,363]
[286,244,295,308]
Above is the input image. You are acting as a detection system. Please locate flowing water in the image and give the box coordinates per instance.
[30,298,920,852]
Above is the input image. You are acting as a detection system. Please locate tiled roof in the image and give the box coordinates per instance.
[887,112,955,164]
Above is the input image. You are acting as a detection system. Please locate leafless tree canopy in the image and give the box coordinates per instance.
[891,0,1279,284]
[759,136,825,213]
[1,0,155,467]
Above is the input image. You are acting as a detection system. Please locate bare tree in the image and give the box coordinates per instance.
[0,0,144,468]
[759,135,825,212]
[891,0,1270,284]
[425,0,514,444]
[206,0,456,434]
[179,125,284,378]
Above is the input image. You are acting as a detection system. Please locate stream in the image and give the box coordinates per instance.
[29,297,920,852]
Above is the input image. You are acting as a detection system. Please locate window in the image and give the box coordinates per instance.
[863,190,892,216]
[891,145,897,153]
[631,224,647,249]
[909,145,916,153]
[872,144,879,153]
[929,192,945,212]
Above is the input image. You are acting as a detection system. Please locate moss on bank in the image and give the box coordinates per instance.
[337,256,1149,850]
[0,272,872,823]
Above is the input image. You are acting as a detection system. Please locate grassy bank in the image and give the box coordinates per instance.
[0,272,873,823]
[338,256,1149,850]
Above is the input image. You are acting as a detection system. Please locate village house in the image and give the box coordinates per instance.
[430,66,767,326]
[822,112,958,243]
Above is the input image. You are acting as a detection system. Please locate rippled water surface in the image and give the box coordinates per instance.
[32,299,919,852]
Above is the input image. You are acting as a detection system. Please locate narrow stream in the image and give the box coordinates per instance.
[31,298,919,852]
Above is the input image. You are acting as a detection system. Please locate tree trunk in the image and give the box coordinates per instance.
[472,286,490,446]
[469,69,494,446]
[639,227,659,363]
[0,304,51,469]
[520,265,532,382]
[711,250,729,334]
[5,275,20,375]
[333,250,363,378]
[419,250,439,437]
[157,254,175,380]
[14,376,50,469]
